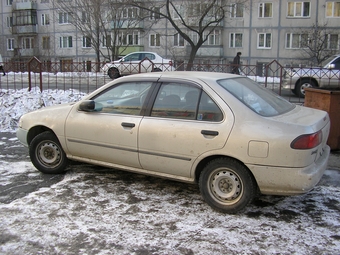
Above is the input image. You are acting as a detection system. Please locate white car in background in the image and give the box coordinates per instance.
[283,54,340,97]
[102,51,174,79]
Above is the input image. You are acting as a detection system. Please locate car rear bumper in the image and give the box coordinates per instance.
[247,145,330,195]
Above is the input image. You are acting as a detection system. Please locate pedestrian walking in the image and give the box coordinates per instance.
[0,54,6,76]
[231,52,242,75]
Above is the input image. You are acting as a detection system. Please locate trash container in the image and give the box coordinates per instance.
[304,88,340,151]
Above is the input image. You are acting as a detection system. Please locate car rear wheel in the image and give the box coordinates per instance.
[199,158,257,213]
[29,131,68,174]
[108,68,120,79]
[295,79,316,98]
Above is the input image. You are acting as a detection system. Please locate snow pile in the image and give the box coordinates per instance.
[0,87,87,132]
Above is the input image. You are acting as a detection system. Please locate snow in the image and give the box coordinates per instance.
[0,86,87,132]
[0,77,340,254]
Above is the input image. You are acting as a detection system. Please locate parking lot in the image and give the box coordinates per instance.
[0,132,339,254]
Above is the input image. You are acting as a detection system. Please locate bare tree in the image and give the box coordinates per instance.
[52,0,145,68]
[130,0,246,70]
[298,23,339,65]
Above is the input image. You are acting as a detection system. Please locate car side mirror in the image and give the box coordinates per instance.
[327,64,335,70]
[120,58,125,63]
[78,100,95,112]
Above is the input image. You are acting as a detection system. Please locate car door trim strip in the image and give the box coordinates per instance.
[138,150,192,161]
[68,138,191,161]
[67,138,137,153]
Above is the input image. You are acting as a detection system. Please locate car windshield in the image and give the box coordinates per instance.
[217,77,295,117]
[321,55,337,68]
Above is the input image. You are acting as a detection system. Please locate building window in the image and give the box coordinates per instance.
[42,36,50,49]
[326,2,340,17]
[6,0,13,5]
[172,5,184,20]
[7,16,13,27]
[41,13,50,25]
[287,2,310,17]
[259,3,272,17]
[205,29,220,45]
[7,38,14,50]
[258,33,272,48]
[59,12,72,24]
[122,7,138,18]
[230,3,244,18]
[22,37,34,49]
[118,32,139,45]
[82,12,90,23]
[14,10,37,26]
[60,36,73,48]
[102,35,112,47]
[286,33,308,49]
[150,33,160,47]
[150,7,161,20]
[230,33,243,48]
[82,36,91,48]
[174,33,184,47]
[327,34,339,49]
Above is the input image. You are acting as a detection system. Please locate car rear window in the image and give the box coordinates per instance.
[217,77,295,117]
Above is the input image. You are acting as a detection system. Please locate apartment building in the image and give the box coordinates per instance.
[0,0,339,70]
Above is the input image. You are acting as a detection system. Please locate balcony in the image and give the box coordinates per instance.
[12,25,38,34]
[13,1,37,10]
[110,20,144,29]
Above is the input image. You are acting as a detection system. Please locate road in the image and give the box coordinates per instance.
[0,132,339,254]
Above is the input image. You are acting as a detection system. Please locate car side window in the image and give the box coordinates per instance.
[151,83,223,121]
[124,53,139,62]
[144,53,156,60]
[91,82,152,115]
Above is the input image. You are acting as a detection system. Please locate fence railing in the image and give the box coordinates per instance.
[2,57,338,104]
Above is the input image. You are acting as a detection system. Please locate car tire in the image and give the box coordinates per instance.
[295,79,316,98]
[199,158,257,213]
[29,131,68,174]
[108,68,120,79]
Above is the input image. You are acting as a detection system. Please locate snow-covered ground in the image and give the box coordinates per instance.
[0,79,339,254]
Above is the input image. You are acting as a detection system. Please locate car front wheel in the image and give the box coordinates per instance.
[29,131,68,174]
[199,158,257,213]
[295,79,316,98]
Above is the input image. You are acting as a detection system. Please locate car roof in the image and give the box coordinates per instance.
[125,51,160,55]
[126,71,240,82]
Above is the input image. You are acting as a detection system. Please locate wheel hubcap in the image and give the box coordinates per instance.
[301,83,312,95]
[209,169,242,203]
[38,142,61,167]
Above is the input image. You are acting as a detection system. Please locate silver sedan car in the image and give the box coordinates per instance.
[17,72,331,213]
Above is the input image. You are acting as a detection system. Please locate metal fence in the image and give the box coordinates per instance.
[1,57,338,104]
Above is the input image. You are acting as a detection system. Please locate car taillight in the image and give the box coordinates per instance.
[291,130,322,150]
[169,60,173,66]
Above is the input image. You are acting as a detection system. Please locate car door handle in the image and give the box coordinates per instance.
[201,130,219,136]
[121,122,135,128]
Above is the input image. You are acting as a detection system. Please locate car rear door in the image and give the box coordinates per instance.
[138,79,234,179]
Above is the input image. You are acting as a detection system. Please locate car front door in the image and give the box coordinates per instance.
[65,81,153,168]
[138,80,234,180]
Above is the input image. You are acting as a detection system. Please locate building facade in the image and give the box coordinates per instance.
[0,0,339,69]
